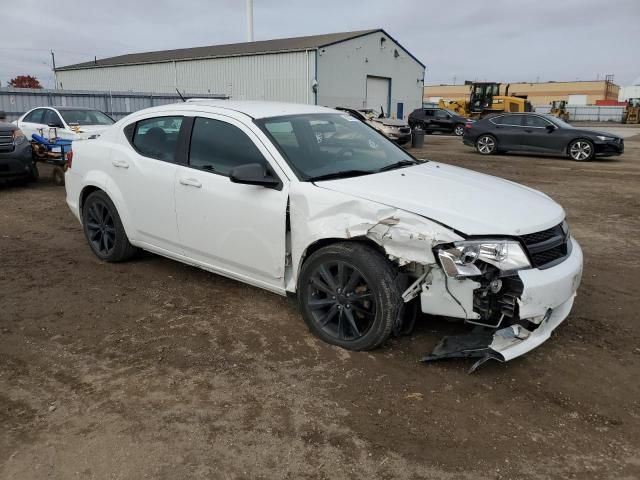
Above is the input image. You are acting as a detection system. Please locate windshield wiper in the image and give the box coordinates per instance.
[307,169,374,182]
[377,160,419,172]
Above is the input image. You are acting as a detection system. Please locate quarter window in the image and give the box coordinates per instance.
[132,116,183,162]
[189,117,268,176]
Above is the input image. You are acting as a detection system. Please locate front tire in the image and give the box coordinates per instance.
[476,134,497,155]
[453,124,465,136]
[82,191,137,262]
[298,242,402,351]
[568,139,594,161]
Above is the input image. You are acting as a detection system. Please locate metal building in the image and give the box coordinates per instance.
[55,29,425,119]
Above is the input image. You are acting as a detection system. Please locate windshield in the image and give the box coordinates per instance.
[256,113,420,181]
[59,109,114,126]
[546,115,573,129]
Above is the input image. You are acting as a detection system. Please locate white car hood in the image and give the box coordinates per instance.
[314,162,565,236]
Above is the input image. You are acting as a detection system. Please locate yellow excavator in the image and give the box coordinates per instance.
[622,98,640,124]
[438,82,532,119]
[549,100,570,122]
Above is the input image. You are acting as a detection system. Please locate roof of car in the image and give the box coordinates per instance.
[134,100,339,120]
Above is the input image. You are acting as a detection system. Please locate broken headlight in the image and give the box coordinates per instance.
[437,240,531,278]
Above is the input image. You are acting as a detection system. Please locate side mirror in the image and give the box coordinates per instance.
[229,163,281,190]
[546,124,556,132]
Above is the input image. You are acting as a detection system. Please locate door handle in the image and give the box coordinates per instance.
[179,178,202,188]
[112,160,129,169]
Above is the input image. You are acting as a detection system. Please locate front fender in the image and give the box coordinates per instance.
[287,182,463,292]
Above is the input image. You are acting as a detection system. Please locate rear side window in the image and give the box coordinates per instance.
[189,117,267,176]
[523,115,552,128]
[424,110,435,117]
[491,114,522,126]
[24,109,45,124]
[132,116,183,162]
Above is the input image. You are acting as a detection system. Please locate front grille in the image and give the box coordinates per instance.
[519,222,569,269]
[0,132,14,153]
[399,127,411,134]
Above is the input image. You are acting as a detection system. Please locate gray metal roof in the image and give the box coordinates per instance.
[57,29,384,71]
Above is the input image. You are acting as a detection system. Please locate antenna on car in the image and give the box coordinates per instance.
[176,88,186,102]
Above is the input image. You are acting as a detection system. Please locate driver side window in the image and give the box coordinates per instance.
[189,117,268,176]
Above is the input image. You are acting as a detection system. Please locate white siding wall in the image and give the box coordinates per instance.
[57,51,315,103]
[57,62,176,93]
[316,32,424,118]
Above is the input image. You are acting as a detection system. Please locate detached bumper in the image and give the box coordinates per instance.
[422,238,583,369]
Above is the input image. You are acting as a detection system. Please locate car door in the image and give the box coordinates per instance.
[109,115,185,253]
[422,109,437,131]
[518,115,561,152]
[174,114,289,292]
[433,109,453,132]
[488,114,524,150]
[42,109,75,140]
[18,108,47,140]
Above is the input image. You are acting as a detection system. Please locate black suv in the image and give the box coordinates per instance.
[408,107,468,136]
[0,115,38,183]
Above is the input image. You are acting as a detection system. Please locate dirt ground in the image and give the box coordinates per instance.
[2,130,640,480]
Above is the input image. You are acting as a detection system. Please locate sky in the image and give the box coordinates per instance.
[1,0,639,89]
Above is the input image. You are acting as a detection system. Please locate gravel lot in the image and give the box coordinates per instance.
[1,129,640,479]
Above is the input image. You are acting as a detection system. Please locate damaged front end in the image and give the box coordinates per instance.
[419,223,583,372]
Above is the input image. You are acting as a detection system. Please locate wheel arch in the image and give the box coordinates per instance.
[79,182,136,243]
[291,236,390,294]
[566,137,594,154]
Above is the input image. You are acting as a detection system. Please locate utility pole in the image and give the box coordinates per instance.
[246,0,254,42]
[51,50,57,89]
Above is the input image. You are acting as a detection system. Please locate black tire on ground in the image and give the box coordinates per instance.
[568,139,595,161]
[476,134,498,155]
[29,163,39,182]
[298,242,402,351]
[453,124,465,136]
[82,190,137,262]
[52,166,65,186]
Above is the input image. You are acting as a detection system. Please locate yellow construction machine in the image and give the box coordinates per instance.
[622,98,640,124]
[549,100,570,122]
[438,82,532,119]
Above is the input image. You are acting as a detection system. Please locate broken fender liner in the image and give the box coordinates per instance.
[420,328,506,373]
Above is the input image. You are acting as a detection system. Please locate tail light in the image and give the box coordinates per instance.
[65,150,73,169]
[464,122,473,129]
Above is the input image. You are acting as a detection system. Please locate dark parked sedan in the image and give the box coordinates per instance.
[463,113,624,161]
[0,120,38,183]
[408,107,468,136]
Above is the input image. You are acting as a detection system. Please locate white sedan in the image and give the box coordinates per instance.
[16,106,115,141]
[64,100,583,369]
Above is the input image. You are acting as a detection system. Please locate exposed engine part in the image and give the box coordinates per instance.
[468,264,524,328]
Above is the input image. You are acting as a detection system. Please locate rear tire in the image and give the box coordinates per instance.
[453,124,465,136]
[568,139,594,161]
[298,242,402,351]
[52,166,65,186]
[476,134,497,155]
[82,191,137,262]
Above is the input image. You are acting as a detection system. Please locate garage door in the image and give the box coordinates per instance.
[366,76,390,115]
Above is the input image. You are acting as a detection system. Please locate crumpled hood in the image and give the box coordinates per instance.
[371,118,408,127]
[314,162,565,236]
